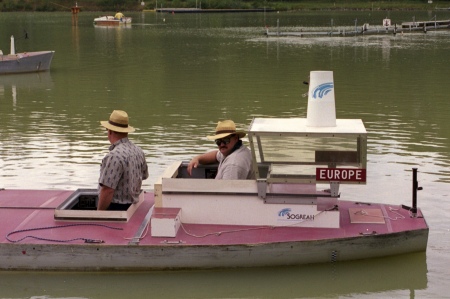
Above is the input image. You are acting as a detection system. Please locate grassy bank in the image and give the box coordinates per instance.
[1,0,450,12]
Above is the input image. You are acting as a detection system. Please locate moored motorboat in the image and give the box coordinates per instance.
[93,16,132,26]
[0,71,428,271]
[0,36,54,75]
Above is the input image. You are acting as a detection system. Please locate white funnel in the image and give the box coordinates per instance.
[306,71,336,127]
[10,35,15,55]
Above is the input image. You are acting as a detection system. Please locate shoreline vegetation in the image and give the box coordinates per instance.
[1,0,450,12]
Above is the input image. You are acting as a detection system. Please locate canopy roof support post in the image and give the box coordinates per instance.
[257,179,267,199]
[330,181,340,197]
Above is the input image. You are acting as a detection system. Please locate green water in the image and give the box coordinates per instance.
[0,10,449,298]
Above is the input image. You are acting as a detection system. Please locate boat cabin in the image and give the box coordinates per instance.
[54,118,366,236]
[151,117,367,237]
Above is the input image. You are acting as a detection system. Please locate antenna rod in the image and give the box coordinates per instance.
[401,168,423,216]
[411,168,423,217]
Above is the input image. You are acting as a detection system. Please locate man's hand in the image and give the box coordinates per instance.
[187,157,199,176]
[187,151,219,176]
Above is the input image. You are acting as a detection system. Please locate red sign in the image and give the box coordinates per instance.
[316,168,366,182]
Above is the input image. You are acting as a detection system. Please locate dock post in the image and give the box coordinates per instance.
[71,3,80,26]
[331,18,334,35]
[277,19,279,36]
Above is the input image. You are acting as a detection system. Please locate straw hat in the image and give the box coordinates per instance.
[206,120,246,140]
[100,110,135,133]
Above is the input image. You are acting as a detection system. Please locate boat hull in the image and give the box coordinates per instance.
[0,228,428,271]
[0,51,54,75]
[0,189,428,271]
[93,16,132,26]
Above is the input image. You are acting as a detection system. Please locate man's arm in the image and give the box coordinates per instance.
[97,185,115,210]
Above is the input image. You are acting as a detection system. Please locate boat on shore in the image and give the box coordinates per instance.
[0,71,428,271]
[0,36,54,75]
[93,16,132,26]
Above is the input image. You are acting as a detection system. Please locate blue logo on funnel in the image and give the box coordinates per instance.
[312,82,334,99]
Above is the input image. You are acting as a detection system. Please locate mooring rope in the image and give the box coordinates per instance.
[6,223,123,244]
[179,208,333,239]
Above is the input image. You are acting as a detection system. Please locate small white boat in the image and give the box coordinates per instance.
[93,16,132,26]
[0,36,54,75]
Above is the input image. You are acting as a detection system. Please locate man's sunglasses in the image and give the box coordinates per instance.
[215,135,235,146]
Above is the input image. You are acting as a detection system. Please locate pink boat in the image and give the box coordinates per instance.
[0,71,428,271]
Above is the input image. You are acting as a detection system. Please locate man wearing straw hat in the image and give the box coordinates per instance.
[98,110,149,210]
[187,120,255,180]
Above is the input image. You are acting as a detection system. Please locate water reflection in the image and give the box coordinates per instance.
[0,72,53,89]
[0,253,427,298]
[0,72,53,107]
[72,22,80,57]
[93,24,132,29]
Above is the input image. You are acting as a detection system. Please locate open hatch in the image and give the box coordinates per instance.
[54,189,144,222]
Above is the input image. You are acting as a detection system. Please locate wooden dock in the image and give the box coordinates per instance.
[265,19,450,38]
[156,8,275,13]
[401,19,450,28]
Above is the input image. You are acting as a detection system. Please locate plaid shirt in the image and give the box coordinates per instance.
[98,137,149,204]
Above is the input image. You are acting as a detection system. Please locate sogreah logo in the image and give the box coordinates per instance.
[278,208,291,217]
[311,82,334,99]
[278,208,315,221]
